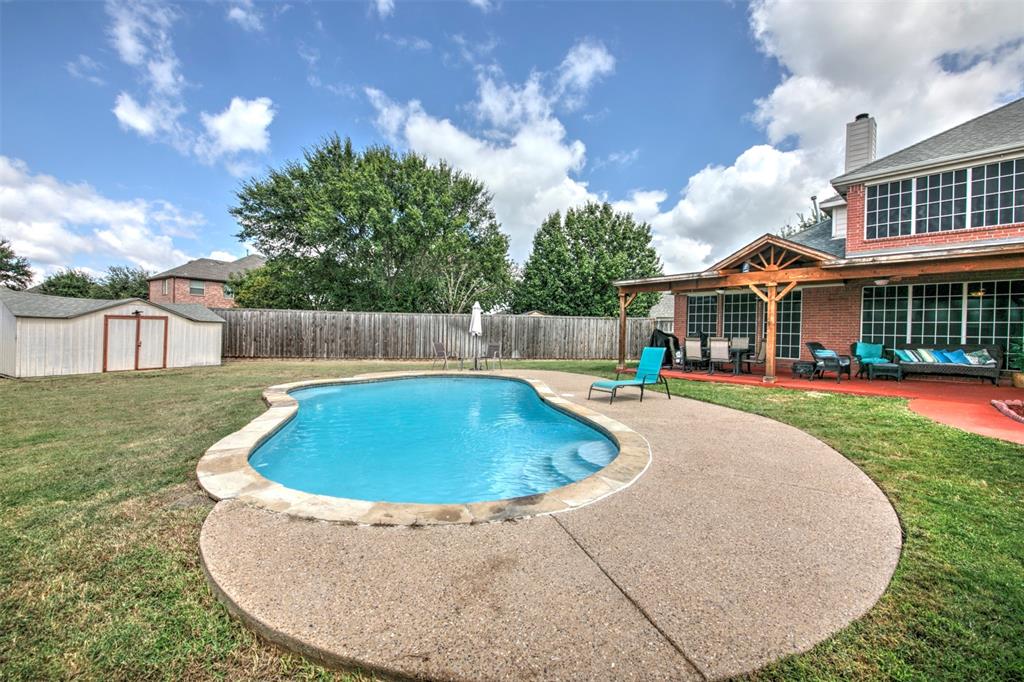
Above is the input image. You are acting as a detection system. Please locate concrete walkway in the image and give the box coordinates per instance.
[200,370,902,681]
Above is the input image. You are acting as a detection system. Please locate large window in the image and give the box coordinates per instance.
[866,180,913,238]
[866,155,1023,239]
[861,285,910,350]
[723,293,758,341]
[861,279,1024,367]
[686,295,717,337]
[971,160,1024,228]
[915,169,967,233]
[911,283,964,346]
[775,291,802,359]
[189,280,205,296]
[966,280,1024,353]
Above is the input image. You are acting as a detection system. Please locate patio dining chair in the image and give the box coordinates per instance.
[482,343,503,370]
[431,342,464,370]
[588,346,672,404]
[742,341,766,374]
[707,337,732,374]
[806,341,852,382]
[683,337,705,372]
[730,336,751,353]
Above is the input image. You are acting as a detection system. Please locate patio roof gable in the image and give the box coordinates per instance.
[708,233,836,274]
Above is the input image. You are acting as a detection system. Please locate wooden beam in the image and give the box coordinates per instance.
[617,292,628,370]
[747,283,768,303]
[618,252,1024,295]
[777,280,798,301]
[764,283,778,384]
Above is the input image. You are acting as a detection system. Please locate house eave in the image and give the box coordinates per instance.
[830,141,1024,191]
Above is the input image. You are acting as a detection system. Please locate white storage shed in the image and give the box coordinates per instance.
[0,289,224,378]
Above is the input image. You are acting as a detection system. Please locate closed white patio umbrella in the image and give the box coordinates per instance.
[469,301,483,369]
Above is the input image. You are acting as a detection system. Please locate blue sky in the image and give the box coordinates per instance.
[2,1,1023,281]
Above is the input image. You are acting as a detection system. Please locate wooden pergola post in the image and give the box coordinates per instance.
[617,290,638,370]
[748,281,797,384]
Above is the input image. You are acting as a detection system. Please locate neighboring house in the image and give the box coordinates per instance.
[647,293,676,332]
[615,98,1024,378]
[148,254,266,308]
[0,288,223,378]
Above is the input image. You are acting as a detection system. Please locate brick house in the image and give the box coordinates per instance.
[148,254,266,308]
[615,98,1024,380]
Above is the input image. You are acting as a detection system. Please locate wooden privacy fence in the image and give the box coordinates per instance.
[214,308,658,361]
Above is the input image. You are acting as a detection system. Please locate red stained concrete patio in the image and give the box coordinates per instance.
[657,367,1024,445]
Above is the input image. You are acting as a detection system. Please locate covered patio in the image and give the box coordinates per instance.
[614,232,1024,382]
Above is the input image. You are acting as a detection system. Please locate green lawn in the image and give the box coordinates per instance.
[1,359,1022,680]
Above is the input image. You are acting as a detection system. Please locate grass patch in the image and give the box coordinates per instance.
[2,359,1022,680]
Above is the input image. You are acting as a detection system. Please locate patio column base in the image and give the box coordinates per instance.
[763,375,777,384]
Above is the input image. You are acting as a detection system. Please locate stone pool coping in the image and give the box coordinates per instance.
[196,371,651,525]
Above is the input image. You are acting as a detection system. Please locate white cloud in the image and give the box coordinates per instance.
[104,0,275,172]
[593,148,639,170]
[467,0,493,11]
[207,250,241,262]
[66,54,106,86]
[0,157,200,274]
[556,39,615,108]
[226,0,264,32]
[196,97,276,162]
[636,0,1024,272]
[380,33,432,51]
[373,0,394,18]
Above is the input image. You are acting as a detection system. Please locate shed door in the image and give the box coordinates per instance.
[138,318,167,369]
[103,315,169,371]
[105,318,136,371]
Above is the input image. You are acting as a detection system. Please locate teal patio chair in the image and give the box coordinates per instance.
[588,347,673,404]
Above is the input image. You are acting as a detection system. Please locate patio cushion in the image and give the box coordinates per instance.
[946,349,972,365]
[893,348,915,362]
[854,342,885,361]
[815,349,837,358]
[859,356,888,364]
[931,350,953,363]
[966,349,997,365]
[916,349,938,363]
[591,378,644,389]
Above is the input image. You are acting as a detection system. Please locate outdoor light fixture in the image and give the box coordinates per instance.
[715,288,726,295]
[873,279,890,286]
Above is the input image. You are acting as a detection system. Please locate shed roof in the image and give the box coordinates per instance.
[0,288,224,323]
[831,97,1024,187]
[149,254,266,282]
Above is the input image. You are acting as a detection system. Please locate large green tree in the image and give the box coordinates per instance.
[37,269,100,298]
[101,265,150,299]
[0,238,33,290]
[230,136,514,313]
[513,202,663,317]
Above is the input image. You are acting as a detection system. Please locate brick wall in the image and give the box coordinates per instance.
[673,294,687,337]
[845,182,1024,254]
[148,277,237,308]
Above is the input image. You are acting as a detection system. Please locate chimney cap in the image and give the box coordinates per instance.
[855,113,871,121]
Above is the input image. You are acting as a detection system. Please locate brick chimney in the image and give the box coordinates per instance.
[845,113,877,172]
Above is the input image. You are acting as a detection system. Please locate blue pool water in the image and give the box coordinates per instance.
[249,376,619,504]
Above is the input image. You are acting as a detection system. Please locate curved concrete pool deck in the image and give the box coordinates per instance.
[200,369,902,680]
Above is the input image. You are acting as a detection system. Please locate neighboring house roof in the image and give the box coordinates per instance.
[832,97,1024,187]
[149,254,266,282]
[647,292,675,318]
[786,218,846,259]
[0,288,224,323]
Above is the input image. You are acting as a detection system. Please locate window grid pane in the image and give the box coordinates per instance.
[965,279,1024,368]
[971,159,1024,227]
[866,180,913,239]
[722,293,757,341]
[861,285,910,350]
[915,169,967,232]
[910,283,963,347]
[686,295,717,337]
[775,291,802,359]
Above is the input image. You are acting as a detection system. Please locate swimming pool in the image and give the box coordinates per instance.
[248,376,619,504]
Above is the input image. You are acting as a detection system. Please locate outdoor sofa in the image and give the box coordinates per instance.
[891,343,1002,385]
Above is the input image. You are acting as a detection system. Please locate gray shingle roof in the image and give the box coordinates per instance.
[149,254,266,282]
[0,288,223,323]
[785,218,846,258]
[832,98,1024,186]
[647,292,675,318]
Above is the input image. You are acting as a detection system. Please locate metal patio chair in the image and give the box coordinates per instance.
[707,337,732,374]
[482,343,503,370]
[431,342,464,370]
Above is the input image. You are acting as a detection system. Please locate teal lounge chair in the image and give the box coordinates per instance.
[588,347,673,404]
